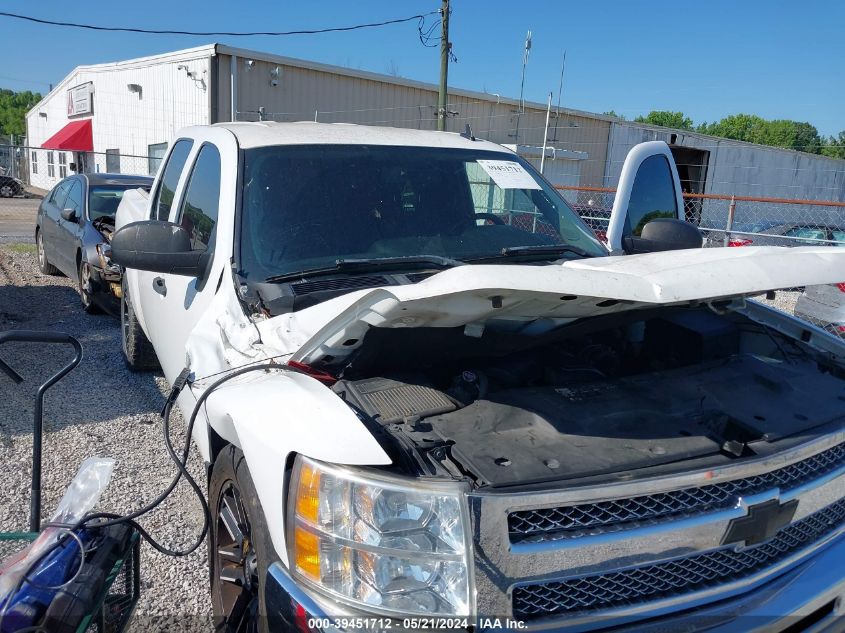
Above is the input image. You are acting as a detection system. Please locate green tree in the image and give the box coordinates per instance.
[633,110,693,130]
[0,89,42,137]
[821,131,845,159]
[603,110,626,120]
[699,114,823,153]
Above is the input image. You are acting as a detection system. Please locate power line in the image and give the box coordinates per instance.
[0,10,438,37]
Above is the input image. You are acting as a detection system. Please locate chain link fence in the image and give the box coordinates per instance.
[557,185,845,249]
[556,183,845,338]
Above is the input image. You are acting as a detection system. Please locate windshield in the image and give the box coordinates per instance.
[238,145,606,280]
[88,185,148,222]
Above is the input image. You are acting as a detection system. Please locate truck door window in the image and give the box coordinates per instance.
[625,155,678,236]
[151,139,193,221]
[177,144,220,251]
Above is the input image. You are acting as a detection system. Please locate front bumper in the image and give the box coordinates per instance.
[264,532,845,632]
[87,263,121,312]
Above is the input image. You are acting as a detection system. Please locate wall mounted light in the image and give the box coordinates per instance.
[244,59,255,72]
[176,65,207,90]
[38,112,47,118]
[270,66,281,87]
[127,83,143,98]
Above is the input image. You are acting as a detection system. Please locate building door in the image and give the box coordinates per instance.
[106,149,120,173]
[669,146,709,225]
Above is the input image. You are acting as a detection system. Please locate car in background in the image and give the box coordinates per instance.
[35,173,153,313]
[726,221,845,247]
[796,282,845,339]
[0,174,24,198]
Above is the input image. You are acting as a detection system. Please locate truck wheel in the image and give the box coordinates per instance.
[36,229,60,275]
[78,260,102,314]
[121,278,159,371]
[209,446,274,633]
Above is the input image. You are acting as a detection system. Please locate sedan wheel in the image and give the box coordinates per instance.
[36,230,59,275]
[78,260,101,313]
[0,184,14,198]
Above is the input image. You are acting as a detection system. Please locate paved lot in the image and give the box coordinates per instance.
[0,198,39,243]
[0,245,212,630]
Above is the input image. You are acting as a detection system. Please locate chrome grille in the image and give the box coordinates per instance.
[509,442,845,541]
[512,497,845,620]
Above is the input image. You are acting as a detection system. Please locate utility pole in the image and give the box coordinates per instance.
[437,0,450,131]
[514,30,532,144]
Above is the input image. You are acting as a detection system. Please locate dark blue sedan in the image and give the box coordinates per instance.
[35,173,153,313]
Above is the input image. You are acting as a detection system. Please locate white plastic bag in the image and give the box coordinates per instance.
[0,457,115,605]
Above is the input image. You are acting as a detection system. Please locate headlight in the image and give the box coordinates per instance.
[287,456,471,616]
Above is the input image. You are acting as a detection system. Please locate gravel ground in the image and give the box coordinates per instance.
[0,244,212,631]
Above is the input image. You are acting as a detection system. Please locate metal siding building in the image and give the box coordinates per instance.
[605,123,845,227]
[26,46,213,190]
[25,43,845,208]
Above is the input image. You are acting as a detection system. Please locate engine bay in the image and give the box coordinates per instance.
[332,307,845,487]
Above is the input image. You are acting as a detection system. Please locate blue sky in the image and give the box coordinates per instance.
[1,0,842,136]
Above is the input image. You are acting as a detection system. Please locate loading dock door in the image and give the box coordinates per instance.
[669,146,709,225]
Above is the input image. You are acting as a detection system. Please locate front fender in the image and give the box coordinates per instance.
[202,370,391,562]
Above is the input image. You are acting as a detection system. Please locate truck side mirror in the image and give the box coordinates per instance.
[622,218,703,254]
[111,220,209,277]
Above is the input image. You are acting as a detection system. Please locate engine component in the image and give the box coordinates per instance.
[337,377,456,424]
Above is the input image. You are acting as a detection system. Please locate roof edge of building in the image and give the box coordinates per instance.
[213,43,617,123]
[26,43,218,119]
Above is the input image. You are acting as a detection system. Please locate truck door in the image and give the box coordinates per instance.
[135,128,236,384]
[605,141,685,254]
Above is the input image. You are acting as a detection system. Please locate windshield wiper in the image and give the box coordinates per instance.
[465,244,594,263]
[263,255,464,283]
[500,244,594,258]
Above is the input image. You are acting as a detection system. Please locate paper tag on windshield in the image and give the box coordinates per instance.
[477,160,542,190]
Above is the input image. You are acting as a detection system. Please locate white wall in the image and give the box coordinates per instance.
[26,47,212,190]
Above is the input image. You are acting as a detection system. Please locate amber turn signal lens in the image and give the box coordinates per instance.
[294,526,321,581]
[295,462,321,524]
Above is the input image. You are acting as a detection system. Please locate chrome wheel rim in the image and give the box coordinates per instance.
[215,482,259,632]
[37,234,45,268]
[79,262,92,307]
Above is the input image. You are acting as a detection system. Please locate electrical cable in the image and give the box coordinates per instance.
[1,360,311,630]
[0,11,438,37]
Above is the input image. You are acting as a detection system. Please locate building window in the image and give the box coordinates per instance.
[148,142,168,176]
[106,149,121,173]
[58,152,68,178]
[31,151,38,175]
[47,151,55,178]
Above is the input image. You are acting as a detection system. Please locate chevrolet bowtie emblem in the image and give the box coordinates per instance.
[721,498,799,547]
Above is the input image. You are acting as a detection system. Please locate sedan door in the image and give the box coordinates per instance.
[54,178,85,277]
[39,179,71,270]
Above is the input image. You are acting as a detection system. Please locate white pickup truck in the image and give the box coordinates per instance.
[112,122,845,632]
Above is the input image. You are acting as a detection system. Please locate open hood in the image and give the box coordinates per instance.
[289,246,845,367]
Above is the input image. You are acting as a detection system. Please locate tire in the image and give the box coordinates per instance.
[78,259,102,314]
[36,229,60,275]
[121,277,159,371]
[209,446,274,633]
[0,183,15,198]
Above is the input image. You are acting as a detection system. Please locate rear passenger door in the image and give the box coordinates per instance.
[605,141,685,254]
[136,129,235,384]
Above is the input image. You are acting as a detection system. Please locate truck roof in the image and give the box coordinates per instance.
[210,121,512,152]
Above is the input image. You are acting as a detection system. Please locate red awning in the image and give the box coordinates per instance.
[41,119,93,152]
